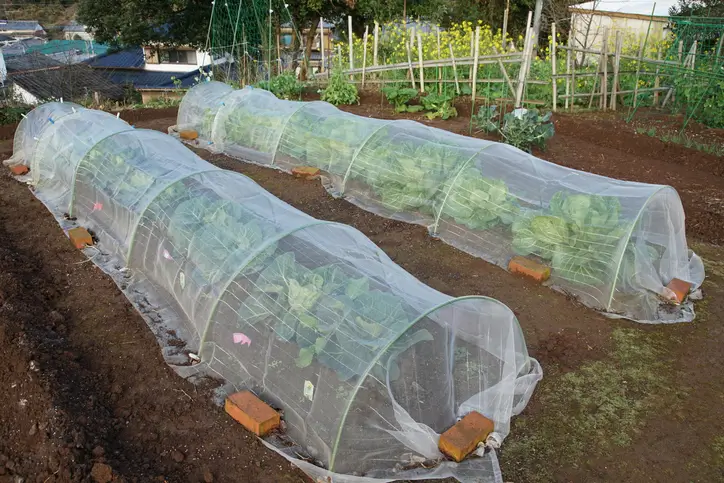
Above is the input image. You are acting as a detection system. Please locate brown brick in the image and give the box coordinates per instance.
[292,166,321,180]
[508,255,551,282]
[438,412,495,462]
[179,130,199,140]
[225,390,280,436]
[665,278,692,304]
[67,227,93,249]
[9,164,29,176]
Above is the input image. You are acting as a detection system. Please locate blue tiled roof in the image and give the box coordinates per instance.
[87,47,145,68]
[63,22,86,32]
[0,20,44,32]
[96,69,202,89]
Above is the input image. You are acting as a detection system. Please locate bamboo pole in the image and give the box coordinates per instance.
[417,32,425,93]
[501,8,509,53]
[632,37,644,108]
[470,26,481,133]
[348,15,354,80]
[276,29,281,73]
[493,47,516,97]
[653,48,661,105]
[320,18,325,74]
[373,21,379,66]
[569,24,576,111]
[565,24,572,109]
[437,27,442,94]
[551,22,557,112]
[601,28,608,110]
[611,30,621,110]
[406,39,416,89]
[361,25,369,88]
[690,40,698,71]
[515,27,533,108]
[449,43,461,94]
[587,58,600,109]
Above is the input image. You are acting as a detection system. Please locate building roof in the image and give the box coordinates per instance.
[1,38,45,56]
[87,47,145,68]
[9,64,124,101]
[0,20,44,32]
[63,21,87,32]
[0,33,15,42]
[22,40,109,57]
[571,0,679,17]
[94,68,203,89]
[5,52,62,72]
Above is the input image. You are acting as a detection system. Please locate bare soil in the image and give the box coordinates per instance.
[0,99,722,483]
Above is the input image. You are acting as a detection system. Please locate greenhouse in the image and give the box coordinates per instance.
[174,81,706,323]
[9,103,542,483]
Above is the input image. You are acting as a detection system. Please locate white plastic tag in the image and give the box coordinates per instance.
[303,380,314,401]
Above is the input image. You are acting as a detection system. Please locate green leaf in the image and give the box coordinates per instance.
[295,346,315,368]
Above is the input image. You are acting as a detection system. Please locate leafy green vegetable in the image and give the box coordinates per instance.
[501,108,554,152]
[421,93,458,120]
[255,73,303,100]
[512,192,627,287]
[321,71,359,106]
[236,251,428,381]
[439,167,519,230]
[381,86,419,112]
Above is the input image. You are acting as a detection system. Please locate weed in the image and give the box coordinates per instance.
[501,328,671,482]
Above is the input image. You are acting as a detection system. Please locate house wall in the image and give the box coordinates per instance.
[12,84,40,105]
[1,29,44,39]
[64,31,93,41]
[570,10,669,56]
[143,46,211,73]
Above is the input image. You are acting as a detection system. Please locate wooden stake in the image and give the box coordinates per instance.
[373,21,379,66]
[449,43,460,94]
[348,15,354,80]
[437,27,442,94]
[406,39,416,89]
[551,23,557,112]
[361,25,369,88]
[587,59,600,109]
[276,29,281,73]
[653,48,661,106]
[417,32,425,93]
[611,30,621,110]
[320,18,325,74]
[690,40,698,71]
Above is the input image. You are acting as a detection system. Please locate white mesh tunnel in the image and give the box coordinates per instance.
[10,104,542,483]
[174,82,705,323]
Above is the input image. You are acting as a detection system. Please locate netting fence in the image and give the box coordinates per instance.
[6,102,542,483]
[174,81,705,324]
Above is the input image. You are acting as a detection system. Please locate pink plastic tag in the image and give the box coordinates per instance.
[163,249,173,261]
[233,333,251,346]
[92,202,103,212]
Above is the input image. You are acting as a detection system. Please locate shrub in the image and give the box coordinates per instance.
[321,71,359,106]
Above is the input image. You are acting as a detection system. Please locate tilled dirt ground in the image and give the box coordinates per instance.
[0,101,722,483]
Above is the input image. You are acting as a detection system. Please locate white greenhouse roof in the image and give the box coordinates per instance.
[571,0,679,17]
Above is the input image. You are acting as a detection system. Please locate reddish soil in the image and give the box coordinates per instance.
[0,99,722,483]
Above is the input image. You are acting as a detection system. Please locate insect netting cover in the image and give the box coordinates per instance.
[3,101,84,168]
[14,104,542,483]
[175,82,705,323]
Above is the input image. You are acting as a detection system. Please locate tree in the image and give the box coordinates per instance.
[670,0,724,17]
[77,0,213,48]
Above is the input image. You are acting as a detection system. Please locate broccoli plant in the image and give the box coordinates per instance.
[256,73,303,100]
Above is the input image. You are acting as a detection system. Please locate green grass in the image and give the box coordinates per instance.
[501,327,674,482]
[635,126,724,156]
